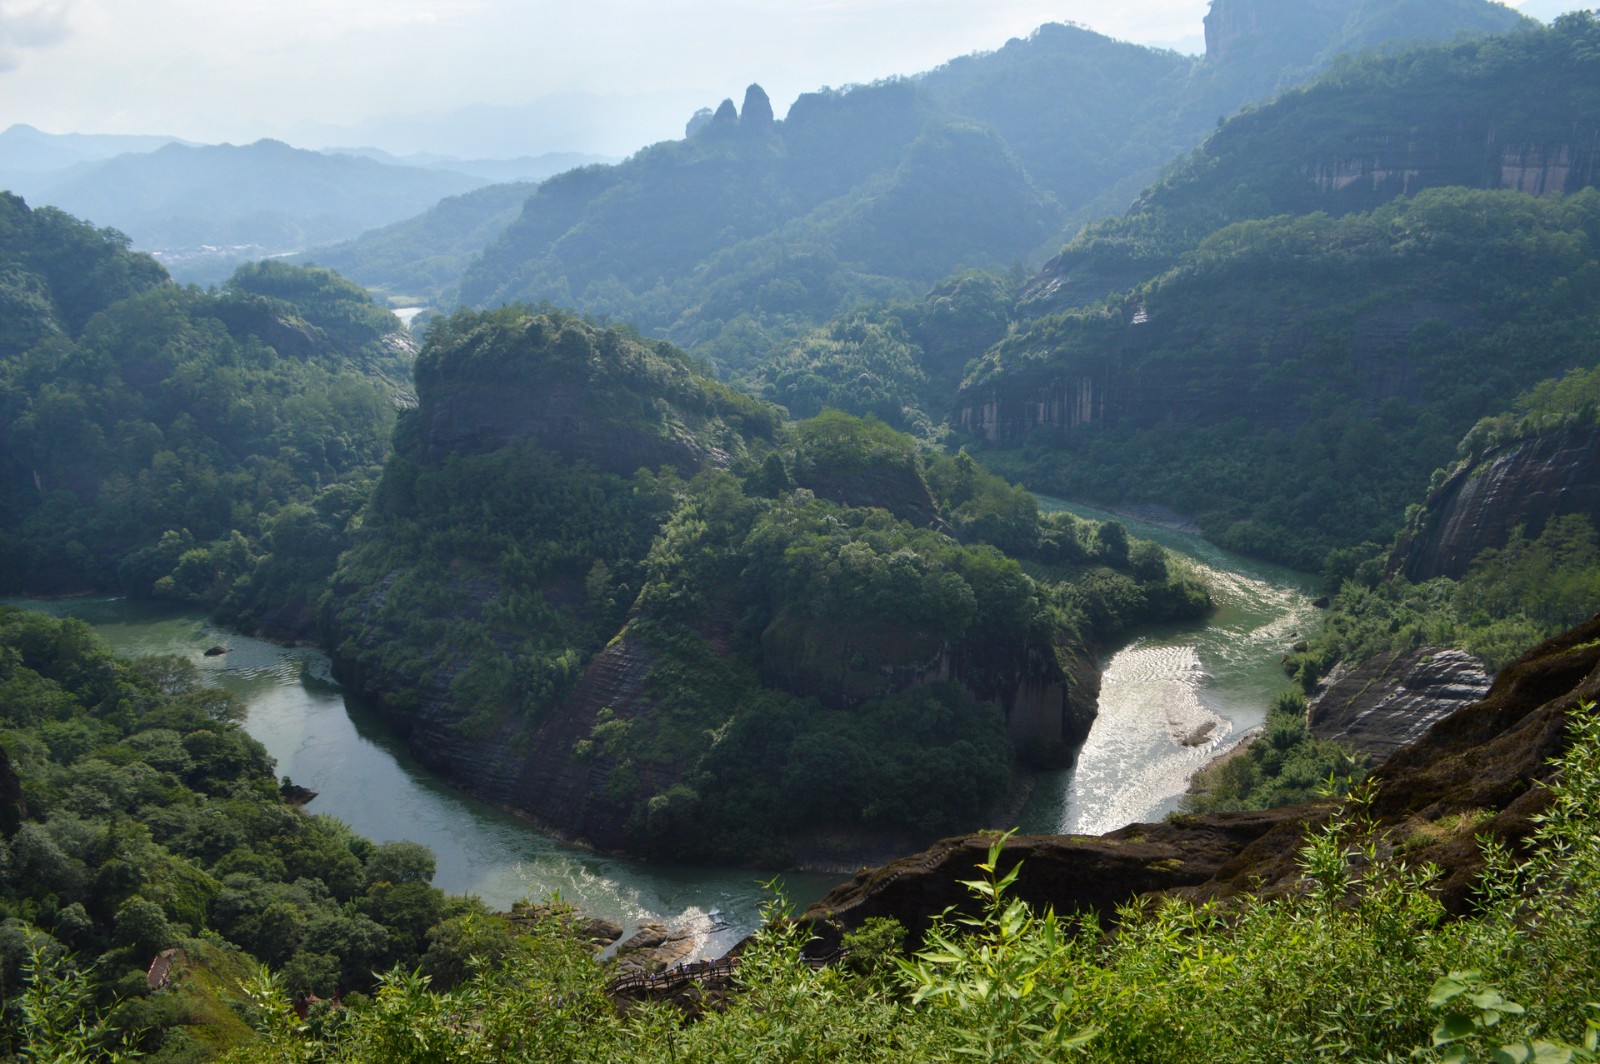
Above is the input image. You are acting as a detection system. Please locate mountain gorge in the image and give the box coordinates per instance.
[9,2,1600,1058]
[955,15,1600,572]
[328,308,1207,864]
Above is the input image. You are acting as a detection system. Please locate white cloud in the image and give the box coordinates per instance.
[0,0,76,72]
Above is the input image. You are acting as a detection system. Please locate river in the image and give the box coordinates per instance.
[6,510,1318,945]
[1017,499,1322,836]
[5,596,834,956]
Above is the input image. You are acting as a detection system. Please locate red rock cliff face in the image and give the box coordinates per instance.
[1391,426,1600,582]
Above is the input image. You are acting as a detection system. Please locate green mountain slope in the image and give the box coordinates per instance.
[959,186,1600,570]
[0,199,413,635]
[449,1,1522,371]
[330,307,1206,863]
[12,139,486,283]
[1026,13,1596,314]
[300,181,539,308]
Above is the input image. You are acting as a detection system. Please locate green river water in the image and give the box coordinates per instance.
[7,506,1319,952]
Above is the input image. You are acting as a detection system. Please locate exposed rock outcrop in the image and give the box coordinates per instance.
[740,85,775,133]
[1391,426,1600,581]
[1308,646,1491,758]
[507,902,624,952]
[801,614,1600,951]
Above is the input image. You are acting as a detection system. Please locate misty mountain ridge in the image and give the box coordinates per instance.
[321,146,619,185]
[3,138,490,284]
[437,0,1526,372]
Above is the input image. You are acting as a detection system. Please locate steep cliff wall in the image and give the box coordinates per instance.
[1391,426,1600,581]
[1308,646,1491,757]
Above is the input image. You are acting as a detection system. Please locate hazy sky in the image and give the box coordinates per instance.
[0,0,1583,158]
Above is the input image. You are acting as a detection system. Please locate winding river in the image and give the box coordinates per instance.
[1017,499,1322,836]
[7,506,1318,948]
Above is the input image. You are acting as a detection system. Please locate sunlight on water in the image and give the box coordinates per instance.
[1017,499,1322,836]
[6,499,1317,936]
[5,596,830,955]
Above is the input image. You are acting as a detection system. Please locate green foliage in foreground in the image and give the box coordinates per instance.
[186,706,1600,1062]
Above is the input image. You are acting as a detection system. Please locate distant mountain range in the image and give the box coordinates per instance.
[430,0,1528,371]
[0,127,612,285]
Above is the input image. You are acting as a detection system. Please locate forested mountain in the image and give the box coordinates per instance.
[960,186,1600,570]
[0,195,413,636]
[5,140,486,283]
[1025,12,1600,315]
[329,307,1206,864]
[949,15,1600,573]
[299,181,540,309]
[436,0,1523,370]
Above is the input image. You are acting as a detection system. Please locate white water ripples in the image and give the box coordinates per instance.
[1060,641,1227,836]
[1019,499,1323,837]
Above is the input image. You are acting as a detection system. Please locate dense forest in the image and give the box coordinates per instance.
[962,183,1600,571]
[0,195,413,640]
[7,2,1600,1059]
[0,607,499,1060]
[330,307,1208,864]
[1027,11,1600,314]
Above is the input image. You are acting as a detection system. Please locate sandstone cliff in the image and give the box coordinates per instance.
[1391,426,1600,582]
[1307,646,1491,758]
[802,613,1600,949]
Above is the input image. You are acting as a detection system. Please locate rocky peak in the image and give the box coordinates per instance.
[740,84,775,133]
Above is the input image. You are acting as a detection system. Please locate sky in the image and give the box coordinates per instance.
[0,0,1585,159]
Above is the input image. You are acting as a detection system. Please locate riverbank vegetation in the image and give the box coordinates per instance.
[10,701,1584,1063]
[0,606,506,1060]
[0,196,413,640]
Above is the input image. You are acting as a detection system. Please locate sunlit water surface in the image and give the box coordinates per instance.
[7,503,1316,944]
[1015,499,1321,836]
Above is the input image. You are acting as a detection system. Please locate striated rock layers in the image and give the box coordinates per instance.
[1308,646,1491,758]
[801,613,1600,951]
[1391,426,1600,582]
